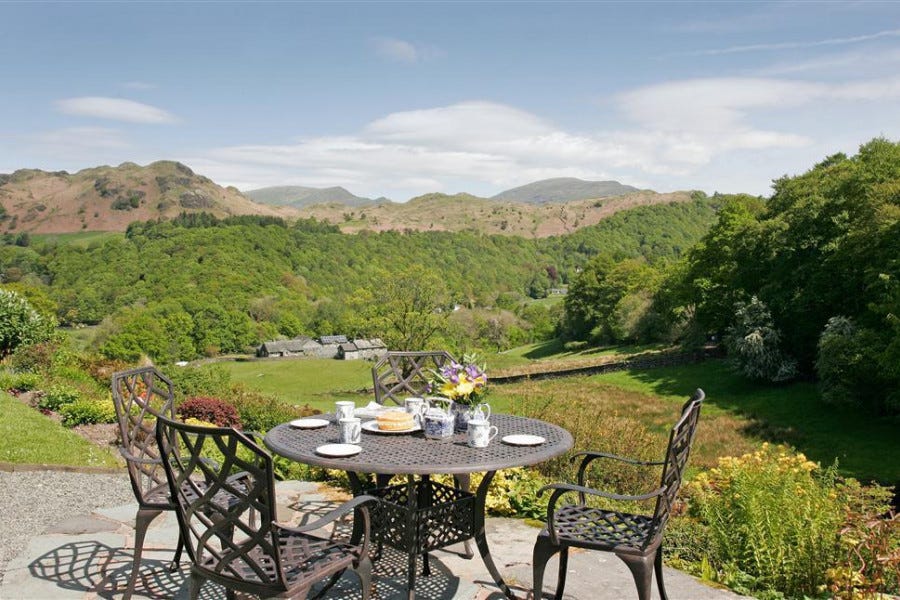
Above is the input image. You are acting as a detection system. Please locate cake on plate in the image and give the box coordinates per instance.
[376,410,415,431]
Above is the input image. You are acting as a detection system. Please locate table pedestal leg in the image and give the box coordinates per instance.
[454,474,476,560]
[475,470,520,599]
[405,475,417,600]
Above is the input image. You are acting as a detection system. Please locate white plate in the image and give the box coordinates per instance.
[501,434,546,446]
[362,420,421,435]
[289,418,329,429]
[315,443,362,457]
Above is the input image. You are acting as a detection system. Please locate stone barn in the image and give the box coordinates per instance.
[256,336,322,358]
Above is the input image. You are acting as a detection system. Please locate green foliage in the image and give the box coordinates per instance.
[688,445,844,598]
[58,397,117,426]
[724,297,798,382]
[0,370,42,392]
[677,139,900,410]
[815,317,882,408]
[166,364,231,402]
[562,255,664,344]
[0,287,56,358]
[38,384,80,411]
[229,386,318,432]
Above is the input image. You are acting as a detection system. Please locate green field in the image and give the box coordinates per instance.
[31,231,123,247]
[0,392,120,467]
[593,360,900,484]
[224,358,373,411]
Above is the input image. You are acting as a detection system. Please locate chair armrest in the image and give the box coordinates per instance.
[538,482,667,546]
[275,495,379,559]
[118,446,161,466]
[572,451,665,488]
[242,430,266,446]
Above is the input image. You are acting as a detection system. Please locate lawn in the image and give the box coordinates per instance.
[223,358,373,412]
[0,392,120,467]
[593,359,900,485]
[31,231,123,247]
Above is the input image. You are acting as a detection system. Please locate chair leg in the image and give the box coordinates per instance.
[655,547,669,600]
[618,553,654,600]
[125,508,161,600]
[532,535,562,600]
[189,569,204,600]
[554,547,569,600]
[169,531,184,572]
[354,554,374,600]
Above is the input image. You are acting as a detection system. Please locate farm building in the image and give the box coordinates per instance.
[337,338,387,360]
[317,335,349,358]
[256,336,322,358]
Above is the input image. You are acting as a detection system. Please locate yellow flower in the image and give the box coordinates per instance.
[457,380,475,397]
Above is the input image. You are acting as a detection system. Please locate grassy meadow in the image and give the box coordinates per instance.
[0,392,119,467]
[221,353,898,484]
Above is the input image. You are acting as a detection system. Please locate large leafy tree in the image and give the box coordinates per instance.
[0,287,56,358]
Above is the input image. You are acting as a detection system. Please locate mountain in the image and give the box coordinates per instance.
[491,177,640,204]
[0,161,291,233]
[295,189,697,238]
[244,185,375,207]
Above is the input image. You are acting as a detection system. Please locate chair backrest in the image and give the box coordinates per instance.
[648,388,704,544]
[111,366,176,506]
[155,415,284,592]
[372,350,455,405]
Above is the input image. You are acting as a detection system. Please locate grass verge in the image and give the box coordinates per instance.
[0,392,120,467]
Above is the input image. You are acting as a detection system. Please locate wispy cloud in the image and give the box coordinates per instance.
[56,97,177,124]
[677,27,900,57]
[372,36,443,63]
[123,81,157,90]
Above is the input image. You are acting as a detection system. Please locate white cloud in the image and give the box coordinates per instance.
[372,37,442,63]
[188,74,900,200]
[56,97,177,124]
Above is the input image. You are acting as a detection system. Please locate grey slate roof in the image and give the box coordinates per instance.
[319,335,349,345]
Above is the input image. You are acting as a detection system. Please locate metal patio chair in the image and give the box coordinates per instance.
[155,415,377,599]
[371,350,455,406]
[111,366,184,599]
[532,389,705,600]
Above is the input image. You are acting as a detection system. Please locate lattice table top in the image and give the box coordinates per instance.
[265,414,574,475]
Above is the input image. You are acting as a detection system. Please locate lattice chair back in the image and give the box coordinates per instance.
[648,388,704,544]
[155,416,285,591]
[111,366,176,508]
[372,350,455,405]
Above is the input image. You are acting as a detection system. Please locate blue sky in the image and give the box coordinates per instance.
[2,1,900,201]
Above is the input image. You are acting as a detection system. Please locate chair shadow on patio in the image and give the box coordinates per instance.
[26,539,215,599]
[27,505,465,599]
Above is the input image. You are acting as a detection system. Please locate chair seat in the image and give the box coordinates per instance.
[542,505,658,555]
[142,475,253,511]
[200,529,358,591]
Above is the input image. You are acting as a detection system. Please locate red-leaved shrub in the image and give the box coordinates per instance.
[177,396,242,429]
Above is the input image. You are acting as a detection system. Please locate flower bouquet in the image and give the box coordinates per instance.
[429,354,488,432]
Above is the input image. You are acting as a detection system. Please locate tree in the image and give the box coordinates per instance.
[0,288,55,358]
[724,297,797,383]
[364,266,449,351]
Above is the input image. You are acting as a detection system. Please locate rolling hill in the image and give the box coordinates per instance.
[0,161,291,234]
[243,185,378,207]
[491,177,640,204]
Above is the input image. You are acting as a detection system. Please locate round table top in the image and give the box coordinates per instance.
[264,413,574,475]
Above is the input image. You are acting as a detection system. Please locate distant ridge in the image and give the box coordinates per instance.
[491,177,639,204]
[245,185,375,208]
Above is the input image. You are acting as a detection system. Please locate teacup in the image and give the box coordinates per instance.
[335,400,355,421]
[404,397,427,425]
[339,417,361,444]
[467,418,498,448]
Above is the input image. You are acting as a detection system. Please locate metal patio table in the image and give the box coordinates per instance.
[265,413,573,599]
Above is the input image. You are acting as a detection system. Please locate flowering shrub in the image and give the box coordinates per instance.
[177,396,242,429]
[429,354,487,405]
[687,444,843,597]
[59,398,117,426]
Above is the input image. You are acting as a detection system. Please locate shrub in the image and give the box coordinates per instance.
[177,396,242,428]
[59,398,117,426]
[688,444,843,597]
[38,384,80,411]
[724,297,798,383]
[167,364,231,401]
[229,386,317,432]
[0,288,56,359]
[562,340,588,352]
[0,370,42,392]
[816,316,883,409]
